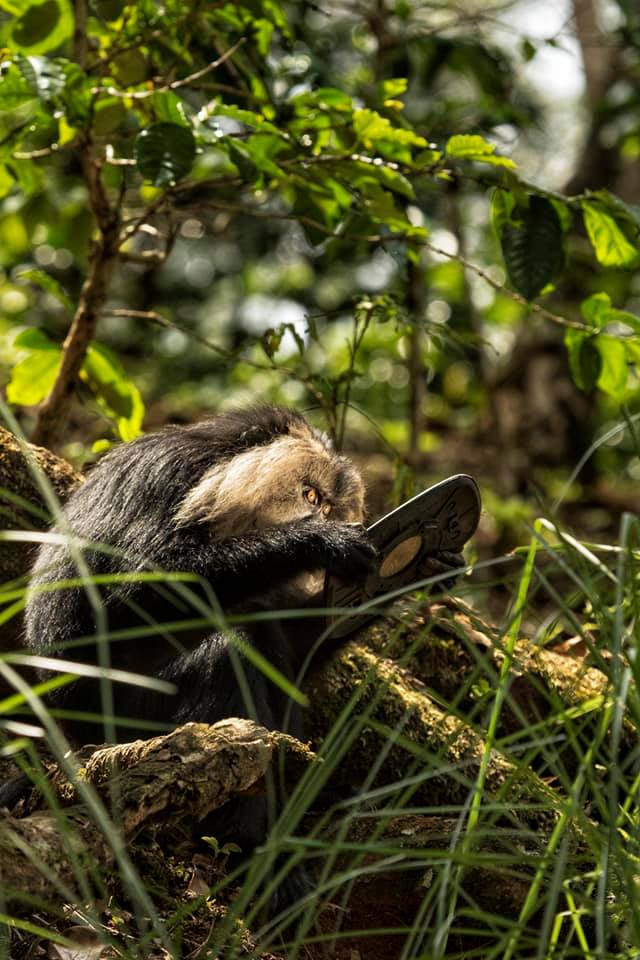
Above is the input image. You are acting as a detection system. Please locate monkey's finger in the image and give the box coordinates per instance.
[433,550,465,570]
[324,523,377,581]
[417,551,466,590]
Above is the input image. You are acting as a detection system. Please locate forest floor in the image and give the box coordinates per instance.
[1,422,634,958]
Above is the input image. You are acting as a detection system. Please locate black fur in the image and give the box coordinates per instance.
[3,408,376,863]
[25,407,374,739]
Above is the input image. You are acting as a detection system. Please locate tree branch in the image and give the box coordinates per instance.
[31,1,121,449]
[72,0,88,67]
[100,37,247,100]
[31,156,120,448]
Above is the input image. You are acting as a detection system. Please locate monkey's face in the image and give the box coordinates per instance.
[174,423,365,538]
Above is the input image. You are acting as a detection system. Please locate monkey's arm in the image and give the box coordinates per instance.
[26,519,375,670]
[135,518,376,606]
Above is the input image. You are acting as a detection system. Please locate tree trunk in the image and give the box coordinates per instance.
[0,426,83,663]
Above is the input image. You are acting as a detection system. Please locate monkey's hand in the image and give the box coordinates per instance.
[141,519,377,611]
[309,521,377,583]
[416,550,466,591]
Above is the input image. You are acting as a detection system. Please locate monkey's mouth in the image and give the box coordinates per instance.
[292,570,325,597]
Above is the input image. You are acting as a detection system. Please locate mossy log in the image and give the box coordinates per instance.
[0,425,83,658]
[346,596,623,761]
[0,719,309,908]
[0,425,83,580]
[307,638,561,830]
[0,426,622,955]
[303,592,625,817]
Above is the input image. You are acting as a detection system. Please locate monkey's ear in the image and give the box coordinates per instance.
[240,424,270,443]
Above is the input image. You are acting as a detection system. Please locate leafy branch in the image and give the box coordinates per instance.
[2,0,640,446]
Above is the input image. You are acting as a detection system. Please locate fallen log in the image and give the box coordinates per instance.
[346,595,630,767]
[0,425,83,666]
[306,639,563,829]
[0,719,311,908]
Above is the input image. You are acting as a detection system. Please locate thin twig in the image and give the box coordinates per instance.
[103,309,235,360]
[119,250,168,266]
[423,240,592,332]
[102,309,332,414]
[87,30,163,73]
[180,198,594,334]
[99,37,247,100]
[13,145,62,159]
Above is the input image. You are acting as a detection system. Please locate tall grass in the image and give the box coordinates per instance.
[1,416,639,957]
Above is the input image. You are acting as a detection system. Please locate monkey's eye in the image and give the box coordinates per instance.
[303,486,322,507]
[321,502,332,517]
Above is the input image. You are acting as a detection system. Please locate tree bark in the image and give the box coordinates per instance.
[0,720,308,905]
[406,252,427,466]
[565,0,630,198]
[31,208,120,449]
[0,425,82,660]
[307,628,570,829]
[31,0,122,449]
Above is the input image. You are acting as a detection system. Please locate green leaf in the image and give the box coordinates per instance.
[251,16,274,56]
[93,0,126,21]
[0,61,40,143]
[10,155,44,193]
[13,326,59,350]
[565,330,601,392]
[7,329,61,405]
[369,164,414,200]
[19,55,66,99]
[381,78,408,100]
[588,188,640,232]
[15,266,72,309]
[135,122,196,187]
[17,107,57,151]
[500,195,564,300]
[11,0,73,55]
[226,135,283,181]
[596,335,629,399]
[93,97,127,134]
[111,48,147,86]
[336,158,414,201]
[225,138,256,180]
[581,200,639,268]
[352,109,427,150]
[623,339,640,366]
[413,147,442,168]
[580,292,612,328]
[151,90,189,127]
[607,308,640,335]
[491,188,515,236]
[549,197,572,232]
[291,185,341,244]
[91,438,113,454]
[292,87,353,113]
[0,56,86,150]
[58,59,92,125]
[212,103,278,133]
[81,343,144,441]
[446,133,516,169]
[0,165,14,198]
